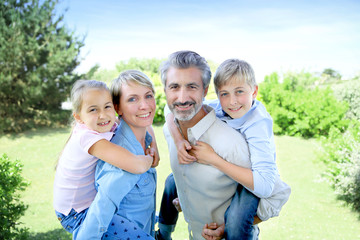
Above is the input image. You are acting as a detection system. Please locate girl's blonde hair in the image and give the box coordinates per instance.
[111,70,155,108]
[56,80,110,170]
[71,79,110,114]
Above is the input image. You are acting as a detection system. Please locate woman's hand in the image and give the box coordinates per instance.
[145,147,160,167]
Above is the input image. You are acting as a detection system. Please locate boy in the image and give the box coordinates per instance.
[157,59,291,240]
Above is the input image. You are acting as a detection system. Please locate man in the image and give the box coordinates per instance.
[160,50,253,240]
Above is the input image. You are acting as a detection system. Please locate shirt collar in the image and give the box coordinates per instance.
[186,105,216,142]
[116,119,152,150]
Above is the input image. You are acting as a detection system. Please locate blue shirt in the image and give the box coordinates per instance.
[73,120,157,239]
[205,99,278,198]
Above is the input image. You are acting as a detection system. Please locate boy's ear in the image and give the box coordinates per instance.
[252,85,259,99]
[73,112,83,123]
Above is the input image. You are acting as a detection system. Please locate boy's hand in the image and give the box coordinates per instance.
[176,139,197,164]
[190,141,218,165]
[172,198,182,212]
[201,223,225,240]
[145,147,160,167]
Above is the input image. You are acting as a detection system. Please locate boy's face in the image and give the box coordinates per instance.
[218,78,258,119]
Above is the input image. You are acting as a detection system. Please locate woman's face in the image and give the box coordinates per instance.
[118,82,156,131]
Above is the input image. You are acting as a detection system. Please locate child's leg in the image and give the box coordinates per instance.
[156,173,178,240]
[102,214,154,240]
[55,208,88,233]
[224,184,260,240]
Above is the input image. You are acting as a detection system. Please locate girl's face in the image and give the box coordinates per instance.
[218,78,258,119]
[74,89,116,133]
[118,82,156,131]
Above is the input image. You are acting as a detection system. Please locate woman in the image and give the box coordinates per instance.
[73,70,157,239]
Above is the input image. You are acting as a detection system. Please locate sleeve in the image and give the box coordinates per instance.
[79,129,114,153]
[246,118,277,198]
[73,164,140,240]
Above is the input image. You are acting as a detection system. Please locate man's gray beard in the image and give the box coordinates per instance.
[171,103,201,122]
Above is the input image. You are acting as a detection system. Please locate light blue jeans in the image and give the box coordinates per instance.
[55,208,88,234]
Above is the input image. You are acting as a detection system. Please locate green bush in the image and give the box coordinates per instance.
[319,123,360,213]
[0,154,29,239]
[259,72,349,138]
[333,79,360,121]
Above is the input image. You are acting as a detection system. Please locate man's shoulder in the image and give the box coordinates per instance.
[208,118,246,142]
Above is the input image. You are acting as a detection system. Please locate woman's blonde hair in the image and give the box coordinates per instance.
[111,70,155,108]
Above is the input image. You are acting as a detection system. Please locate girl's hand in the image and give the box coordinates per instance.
[201,223,225,240]
[189,141,218,165]
[145,147,160,167]
[176,139,197,164]
[136,154,153,174]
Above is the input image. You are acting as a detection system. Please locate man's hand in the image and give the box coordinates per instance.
[176,139,197,164]
[201,223,225,240]
[172,197,182,212]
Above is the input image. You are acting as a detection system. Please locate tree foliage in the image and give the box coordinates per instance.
[0,0,85,133]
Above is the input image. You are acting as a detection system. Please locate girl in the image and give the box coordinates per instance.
[73,70,157,239]
[53,79,157,234]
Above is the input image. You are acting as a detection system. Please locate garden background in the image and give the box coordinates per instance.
[1,1,360,239]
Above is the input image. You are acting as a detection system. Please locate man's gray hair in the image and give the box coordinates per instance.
[160,50,211,89]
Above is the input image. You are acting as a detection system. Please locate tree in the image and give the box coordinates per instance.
[0,0,85,133]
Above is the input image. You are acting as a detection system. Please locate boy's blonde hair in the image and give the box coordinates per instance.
[111,70,155,108]
[214,59,257,94]
[71,79,109,114]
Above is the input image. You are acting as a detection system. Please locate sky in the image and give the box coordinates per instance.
[56,0,360,81]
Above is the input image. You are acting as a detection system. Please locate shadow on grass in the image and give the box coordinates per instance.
[28,228,71,240]
[4,126,71,140]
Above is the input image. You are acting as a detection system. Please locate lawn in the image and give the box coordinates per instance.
[1,124,360,240]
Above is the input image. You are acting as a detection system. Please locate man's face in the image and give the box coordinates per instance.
[164,67,207,121]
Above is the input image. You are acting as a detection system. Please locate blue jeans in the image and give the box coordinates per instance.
[159,174,260,240]
[224,184,260,240]
[158,174,178,232]
[55,208,88,234]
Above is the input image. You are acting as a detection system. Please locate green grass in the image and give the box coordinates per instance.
[1,125,360,239]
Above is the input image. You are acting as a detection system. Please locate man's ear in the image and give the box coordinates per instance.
[73,112,83,123]
[252,85,259,99]
[204,86,209,97]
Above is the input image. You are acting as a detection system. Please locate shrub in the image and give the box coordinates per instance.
[333,79,360,121]
[259,72,349,138]
[319,123,360,212]
[0,154,29,239]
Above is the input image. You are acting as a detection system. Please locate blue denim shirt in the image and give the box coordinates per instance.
[73,120,157,239]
